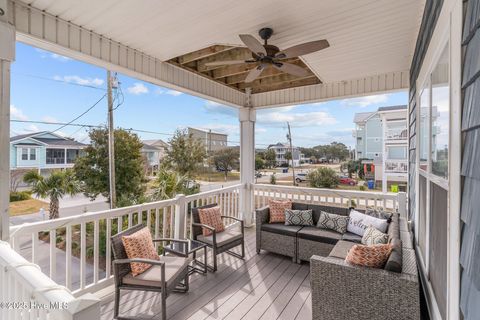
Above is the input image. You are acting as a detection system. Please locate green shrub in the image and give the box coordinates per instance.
[270,173,277,185]
[359,185,366,191]
[307,167,339,188]
[9,191,31,202]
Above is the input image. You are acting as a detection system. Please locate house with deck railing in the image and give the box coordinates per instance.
[0,0,476,319]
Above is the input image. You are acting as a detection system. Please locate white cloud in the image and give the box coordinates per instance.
[127,83,149,95]
[257,110,337,127]
[341,94,389,108]
[24,124,40,133]
[42,116,58,123]
[54,75,104,87]
[36,48,71,62]
[166,90,183,96]
[10,105,28,121]
[203,101,238,117]
[198,124,239,135]
[154,88,165,95]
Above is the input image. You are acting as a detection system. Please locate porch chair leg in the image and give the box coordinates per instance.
[213,247,217,272]
[161,289,167,320]
[113,287,120,319]
[241,242,245,258]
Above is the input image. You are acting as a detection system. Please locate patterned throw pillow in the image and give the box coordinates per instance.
[285,209,314,226]
[345,243,393,269]
[365,208,393,221]
[347,209,389,236]
[362,225,389,245]
[317,211,349,234]
[198,206,225,236]
[269,199,292,223]
[122,227,160,276]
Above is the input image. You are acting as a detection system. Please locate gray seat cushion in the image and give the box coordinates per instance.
[122,255,190,287]
[297,226,342,245]
[384,238,403,273]
[342,232,362,243]
[197,229,243,246]
[261,223,303,237]
[328,240,356,259]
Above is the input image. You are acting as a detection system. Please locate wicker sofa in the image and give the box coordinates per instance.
[255,203,364,262]
[255,202,420,320]
[310,213,420,320]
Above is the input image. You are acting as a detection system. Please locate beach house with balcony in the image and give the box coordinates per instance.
[354,105,409,192]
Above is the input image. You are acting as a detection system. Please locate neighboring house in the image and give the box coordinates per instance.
[188,127,228,153]
[141,139,169,175]
[353,105,409,192]
[267,142,304,167]
[10,131,86,174]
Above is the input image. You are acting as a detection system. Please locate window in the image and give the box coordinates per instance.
[67,149,80,164]
[431,44,449,179]
[387,146,407,160]
[21,148,28,160]
[29,148,36,160]
[46,149,65,164]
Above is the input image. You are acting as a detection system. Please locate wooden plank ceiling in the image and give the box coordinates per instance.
[167,45,321,94]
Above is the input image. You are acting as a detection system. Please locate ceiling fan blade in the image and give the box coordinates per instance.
[204,60,248,67]
[239,34,267,56]
[245,64,266,83]
[275,39,330,59]
[273,62,309,77]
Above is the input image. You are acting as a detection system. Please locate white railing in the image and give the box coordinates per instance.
[8,184,241,297]
[386,127,408,140]
[385,160,408,173]
[253,184,406,214]
[0,240,100,320]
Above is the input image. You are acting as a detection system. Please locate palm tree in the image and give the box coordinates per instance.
[152,167,189,200]
[23,169,81,219]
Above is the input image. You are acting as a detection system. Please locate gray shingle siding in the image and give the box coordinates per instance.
[461,1,480,319]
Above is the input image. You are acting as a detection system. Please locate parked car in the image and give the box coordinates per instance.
[255,171,262,178]
[295,172,308,183]
[338,176,357,186]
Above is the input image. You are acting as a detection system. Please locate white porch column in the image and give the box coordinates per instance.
[381,115,388,193]
[0,4,15,241]
[239,107,256,227]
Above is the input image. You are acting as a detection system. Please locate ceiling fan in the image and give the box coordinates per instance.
[205,28,329,83]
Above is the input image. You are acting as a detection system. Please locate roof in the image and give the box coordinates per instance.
[353,112,375,123]
[10,132,86,147]
[188,127,228,136]
[142,139,169,148]
[142,143,163,151]
[377,105,408,112]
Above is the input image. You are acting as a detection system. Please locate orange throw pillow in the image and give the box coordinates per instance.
[345,244,392,269]
[198,206,225,236]
[122,227,159,276]
[269,199,292,223]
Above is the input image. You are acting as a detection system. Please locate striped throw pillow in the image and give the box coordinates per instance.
[345,244,392,269]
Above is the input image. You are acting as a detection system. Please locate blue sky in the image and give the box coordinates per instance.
[10,42,408,148]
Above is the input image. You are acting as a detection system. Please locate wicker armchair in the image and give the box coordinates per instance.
[111,224,190,320]
[191,203,245,271]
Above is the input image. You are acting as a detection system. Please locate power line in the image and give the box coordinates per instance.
[50,94,107,134]
[12,72,107,91]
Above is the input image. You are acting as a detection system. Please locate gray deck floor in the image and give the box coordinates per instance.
[100,228,312,320]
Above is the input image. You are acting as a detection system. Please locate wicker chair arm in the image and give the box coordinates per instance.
[192,222,215,232]
[113,258,165,266]
[220,215,242,222]
[152,238,189,244]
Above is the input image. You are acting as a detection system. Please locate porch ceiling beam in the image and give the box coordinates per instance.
[191,48,252,72]
[6,0,245,108]
[251,70,409,108]
[250,77,320,94]
[238,73,317,91]
[177,45,234,65]
[224,59,304,85]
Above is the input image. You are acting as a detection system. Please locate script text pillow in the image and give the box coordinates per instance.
[317,211,349,234]
[345,244,392,269]
[122,227,159,276]
[285,209,314,226]
[362,225,389,245]
[198,206,225,236]
[269,199,292,223]
[347,209,389,236]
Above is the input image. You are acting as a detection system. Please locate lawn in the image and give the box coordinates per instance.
[10,198,49,216]
[196,171,240,182]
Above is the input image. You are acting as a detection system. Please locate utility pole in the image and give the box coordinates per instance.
[287,122,296,186]
[107,70,116,209]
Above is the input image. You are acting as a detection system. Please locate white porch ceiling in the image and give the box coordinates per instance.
[20,0,424,83]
